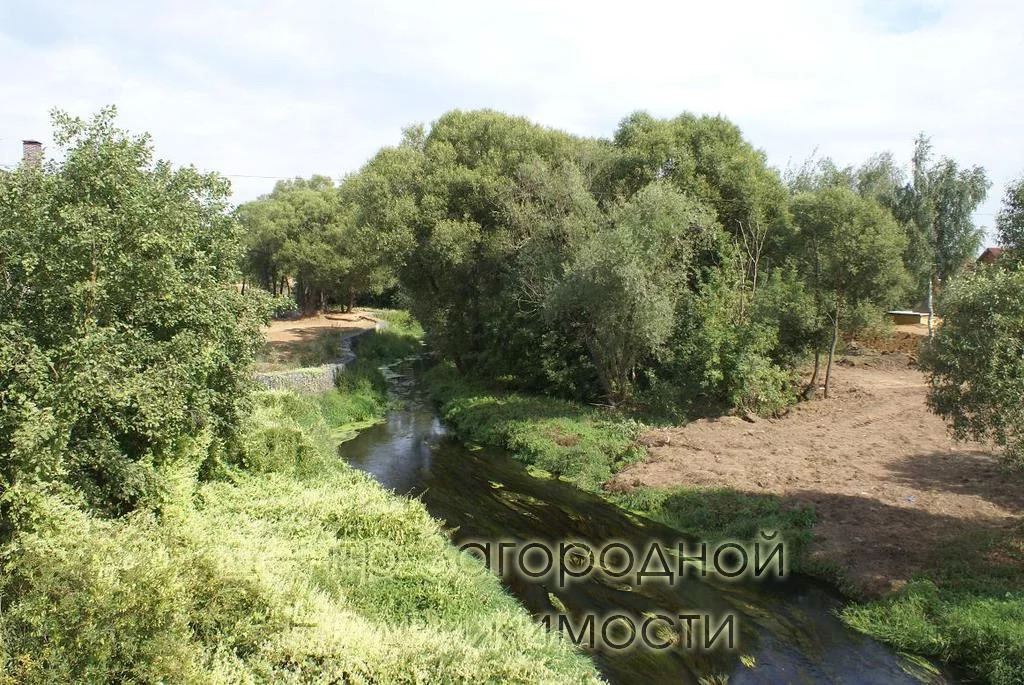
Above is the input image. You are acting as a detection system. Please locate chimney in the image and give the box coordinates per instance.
[22,140,42,168]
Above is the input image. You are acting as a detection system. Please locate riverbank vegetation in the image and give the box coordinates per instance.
[5,101,1023,682]
[842,248,1024,684]
[1,386,599,683]
[422,364,644,491]
[238,108,1020,682]
[841,530,1024,685]
[0,111,598,683]
[239,111,997,422]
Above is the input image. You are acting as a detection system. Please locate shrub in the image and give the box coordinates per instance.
[0,109,270,522]
[920,265,1024,465]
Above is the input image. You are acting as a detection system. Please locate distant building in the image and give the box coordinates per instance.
[3,140,42,170]
[977,247,1005,265]
[888,310,928,325]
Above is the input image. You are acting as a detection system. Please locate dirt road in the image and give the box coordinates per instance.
[607,352,1024,596]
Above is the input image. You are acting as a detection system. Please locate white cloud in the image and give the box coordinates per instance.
[1,0,1021,235]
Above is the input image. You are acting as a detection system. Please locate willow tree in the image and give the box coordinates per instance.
[547,182,718,404]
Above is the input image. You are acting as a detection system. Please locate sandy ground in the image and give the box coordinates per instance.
[258,309,380,371]
[262,309,379,344]
[607,351,1024,596]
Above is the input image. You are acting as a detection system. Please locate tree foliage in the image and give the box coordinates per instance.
[548,182,718,403]
[898,135,990,308]
[236,173,403,313]
[997,175,1024,259]
[0,108,270,525]
[351,109,852,413]
[920,266,1024,465]
[791,187,909,396]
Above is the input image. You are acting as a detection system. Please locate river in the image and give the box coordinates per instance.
[340,363,952,684]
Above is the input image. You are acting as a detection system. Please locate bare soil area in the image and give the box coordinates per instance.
[607,351,1024,596]
[263,309,379,344]
[258,309,379,371]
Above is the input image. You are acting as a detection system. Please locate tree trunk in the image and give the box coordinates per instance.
[927,270,934,337]
[348,286,355,313]
[824,305,840,399]
[803,348,821,400]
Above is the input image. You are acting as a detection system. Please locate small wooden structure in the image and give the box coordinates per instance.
[888,310,928,325]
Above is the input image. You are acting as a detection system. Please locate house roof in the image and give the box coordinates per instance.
[977,247,1005,264]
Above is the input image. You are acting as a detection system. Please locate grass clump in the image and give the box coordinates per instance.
[421,363,644,491]
[840,528,1024,685]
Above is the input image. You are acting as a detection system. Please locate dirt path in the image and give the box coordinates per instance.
[607,353,1024,596]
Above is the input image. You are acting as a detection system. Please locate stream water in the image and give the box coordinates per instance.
[340,365,952,684]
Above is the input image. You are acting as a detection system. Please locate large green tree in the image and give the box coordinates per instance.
[547,182,719,404]
[611,112,792,291]
[236,176,350,313]
[899,135,989,329]
[997,175,1024,258]
[791,187,908,397]
[352,109,814,414]
[0,108,269,524]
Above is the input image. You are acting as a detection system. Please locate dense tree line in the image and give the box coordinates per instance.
[236,174,401,313]
[237,110,997,416]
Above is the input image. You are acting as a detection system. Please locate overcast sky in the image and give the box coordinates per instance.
[2,1,1021,241]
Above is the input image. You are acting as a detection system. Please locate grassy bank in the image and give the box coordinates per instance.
[609,483,1024,683]
[610,481,1024,683]
[608,487,820,575]
[420,362,1024,684]
[840,528,1024,685]
[421,363,645,491]
[1,313,599,684]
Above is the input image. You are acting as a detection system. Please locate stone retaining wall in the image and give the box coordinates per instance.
[253,320,386,393]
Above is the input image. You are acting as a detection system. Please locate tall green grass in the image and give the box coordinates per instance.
[610,487,816,557]
[1,312,599,684]
[0,440,599,682]
[840,528,1024,685]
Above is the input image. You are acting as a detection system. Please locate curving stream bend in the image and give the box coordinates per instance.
[340,363,953,685]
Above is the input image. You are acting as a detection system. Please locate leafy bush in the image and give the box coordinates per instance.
[664,268,800,418]
[0,108,270,523]
[920,265,1024,465]
[0,494,284,684]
